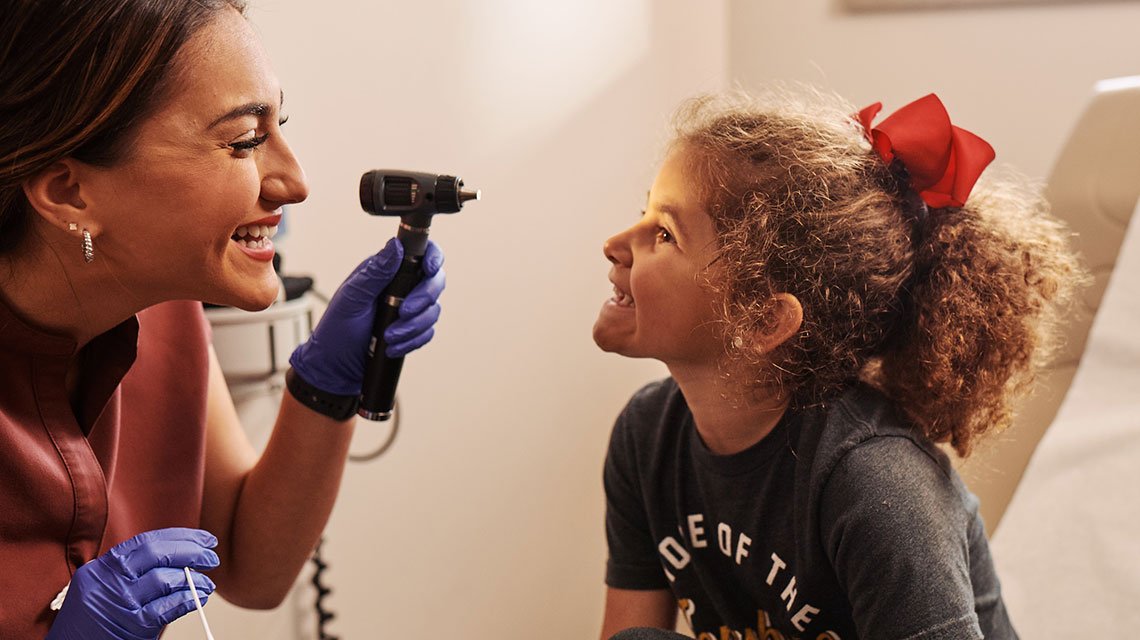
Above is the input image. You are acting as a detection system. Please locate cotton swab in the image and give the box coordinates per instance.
[184,567,217,640]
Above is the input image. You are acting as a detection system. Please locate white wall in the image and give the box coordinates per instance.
[168,2,727,638]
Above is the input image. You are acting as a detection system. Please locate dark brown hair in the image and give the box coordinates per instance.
[675,88,1087,457]
[0,0,247,253]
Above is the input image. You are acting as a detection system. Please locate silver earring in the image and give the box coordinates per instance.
[82,229,94,263]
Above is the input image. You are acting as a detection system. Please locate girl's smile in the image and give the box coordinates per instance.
[593,146,724,368]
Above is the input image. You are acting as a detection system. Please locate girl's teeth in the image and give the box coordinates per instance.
[611,285,634,307]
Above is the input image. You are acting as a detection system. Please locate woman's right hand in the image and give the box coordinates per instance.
[289,238,445,396]
[46,528,219,640]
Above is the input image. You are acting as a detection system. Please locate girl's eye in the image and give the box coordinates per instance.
[229,130,269,155]
[655,227,675,244]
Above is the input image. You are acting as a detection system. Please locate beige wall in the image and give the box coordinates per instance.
[728,0,1140,181]
[168,1,726,638]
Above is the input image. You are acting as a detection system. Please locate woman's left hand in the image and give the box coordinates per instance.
[46,528,219,640]
[288,238,445,396]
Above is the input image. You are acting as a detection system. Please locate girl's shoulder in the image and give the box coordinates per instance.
[806,384,966,507]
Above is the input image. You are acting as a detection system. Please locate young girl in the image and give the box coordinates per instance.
[593,89,1085,640]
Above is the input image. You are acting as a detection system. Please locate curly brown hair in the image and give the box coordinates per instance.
[673,88,1087,457]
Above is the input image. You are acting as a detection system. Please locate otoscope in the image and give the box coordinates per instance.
[357,170,479,420]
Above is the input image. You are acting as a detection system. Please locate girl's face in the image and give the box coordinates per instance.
[79,7,308,311]
[593,147,725,367]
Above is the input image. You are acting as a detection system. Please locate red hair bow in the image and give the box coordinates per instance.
[857,94,995,209]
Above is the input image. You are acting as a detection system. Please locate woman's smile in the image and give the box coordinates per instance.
[230,213,282,262]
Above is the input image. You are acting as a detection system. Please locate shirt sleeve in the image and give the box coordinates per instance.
[819,436,984,640]
[603,407,670,591]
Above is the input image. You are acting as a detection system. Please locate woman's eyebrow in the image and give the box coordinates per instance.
[207,90,285,130]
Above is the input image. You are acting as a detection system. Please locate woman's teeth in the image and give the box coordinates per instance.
[232,224,279,249]
[612,285,635,307]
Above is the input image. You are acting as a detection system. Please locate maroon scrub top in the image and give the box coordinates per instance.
[0,298,211,638]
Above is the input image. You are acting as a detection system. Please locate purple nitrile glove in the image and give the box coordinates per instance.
[46,528,219,640]
[289,238,445,396]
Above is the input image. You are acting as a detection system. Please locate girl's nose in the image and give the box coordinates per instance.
[603,229,632,266]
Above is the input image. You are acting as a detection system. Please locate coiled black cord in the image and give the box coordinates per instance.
[311,537,339,640]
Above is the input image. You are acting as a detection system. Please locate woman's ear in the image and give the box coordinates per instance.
[753,293,803,354]
[21,159,100,235]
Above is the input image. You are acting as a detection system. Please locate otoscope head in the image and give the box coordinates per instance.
[459,188,481,206]
[360,170,478,217]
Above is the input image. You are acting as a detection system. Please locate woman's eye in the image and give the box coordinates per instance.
[655,227,675,244]
[229,130,269,155]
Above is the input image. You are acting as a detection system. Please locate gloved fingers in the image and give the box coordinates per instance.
[141,589,211,629]
[119,539,220,579]
[386,302,441,344]
[132,567,215,607]
[385,327,436,358]
[399,267,446,318]
[335,239,405,309]
[110,528,217,557]
[108,528,217,577]
[421,240,445,277]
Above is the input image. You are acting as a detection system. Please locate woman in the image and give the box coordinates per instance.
[0,1,444,637]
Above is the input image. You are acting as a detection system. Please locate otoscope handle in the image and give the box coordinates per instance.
[358,252,423,420]
[356,168,478,422]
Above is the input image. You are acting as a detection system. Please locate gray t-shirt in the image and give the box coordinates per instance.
[604,378,1017,640]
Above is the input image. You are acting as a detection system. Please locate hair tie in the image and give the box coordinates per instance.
[884,159,931,238]
[856,94,995,209]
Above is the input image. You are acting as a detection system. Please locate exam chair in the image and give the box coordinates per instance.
[955,75,1140,534]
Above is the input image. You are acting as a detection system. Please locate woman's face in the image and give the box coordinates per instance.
[81,7,308,311]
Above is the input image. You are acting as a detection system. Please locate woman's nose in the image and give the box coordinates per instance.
[261,137,310,206]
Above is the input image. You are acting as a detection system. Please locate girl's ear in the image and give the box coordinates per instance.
[22,159,101,236]
[752,293,803,354]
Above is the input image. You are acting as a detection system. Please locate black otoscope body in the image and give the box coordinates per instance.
[357,170,479,420]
